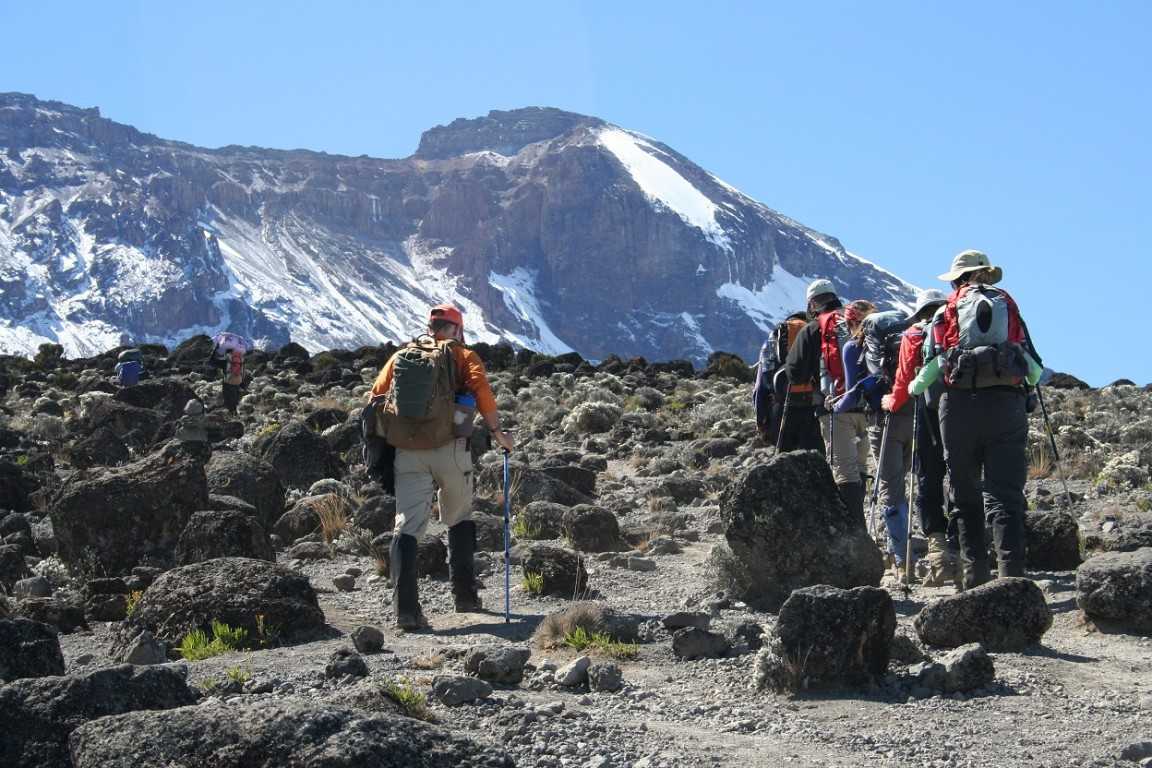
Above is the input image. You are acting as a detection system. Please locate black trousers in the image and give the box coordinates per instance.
[222,383,241,413]
[917,405,953,536]
[939,388,1028,574]
[777,403,825,453]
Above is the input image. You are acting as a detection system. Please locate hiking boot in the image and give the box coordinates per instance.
[921,532,959,587]
[448,520,483,613]
[391,533,429,631]
[962,558,992,591]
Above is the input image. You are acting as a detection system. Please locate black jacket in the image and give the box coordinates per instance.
[785,298,842,391]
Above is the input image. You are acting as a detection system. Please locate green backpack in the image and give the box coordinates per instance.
[377,337,459,450]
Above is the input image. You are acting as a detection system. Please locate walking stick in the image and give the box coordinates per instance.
[775,385,792,453]
[1035,385,1074,510]
[502,449,512,624]
[869,412,891,542]
[905,398,920,592]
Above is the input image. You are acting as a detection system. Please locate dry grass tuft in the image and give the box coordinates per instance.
[408,652,445,670]
[315,495,350,545]
[1029,442,1055,480]
[533,602,607,649]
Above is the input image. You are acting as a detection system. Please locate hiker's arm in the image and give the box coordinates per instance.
[909,355,942,396]
[885,329,924,412]
[1024,350,1043,386]
[835,339,864,412]
[460,349,514,452]
[369,356,396,399]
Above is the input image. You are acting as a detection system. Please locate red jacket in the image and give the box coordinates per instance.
[887,324,928,413]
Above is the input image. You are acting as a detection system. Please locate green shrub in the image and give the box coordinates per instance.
[178,620,249,661]
[383,678,431,721]
[563,626,638,660]
[522,571,544,595]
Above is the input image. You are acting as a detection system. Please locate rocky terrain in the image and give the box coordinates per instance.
[0,93,915,363]
[0,340,1149,768]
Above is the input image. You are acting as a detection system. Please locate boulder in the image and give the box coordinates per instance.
[69,427,129,469]
[562,505,622,552]
[519,501,567,539]
[914,578,1052,651]
[114,379,197,420]
[353,493,396,535]
[672,628,730,660]
[1076,548,1152,634]
[68,699,514,768]
[0,664,197,768]
[255,421,342,490]
[85,593,129,622]
[74,399,163,449]
[0,618,64,682]
[205,451,285,528]
[112,557,324,656]
[0,544,27,590]
[119,630,168,666]
[326,648,369,679]
[174,510,274,565]
[662,611,711,632]
[0,461,32,513]
[351,625,385,655]
[472,513,507,551]
[716,452,885,611]
[13,576,51,599]
[464,646,531,685]
[522,545,589,598]
[1024,510,1082,570]
[541,465,597,497]
[478,462,592,508]
[16,597,88,633]
[50,441,210,574]
[588,662,624,692]
[432,675,493,706]
[556,655,592,686]
[753,585,895,692]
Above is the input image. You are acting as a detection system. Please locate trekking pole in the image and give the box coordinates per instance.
[827,403,836,467]
[775,387,792,453]
[1034,385,1073,510]
[905,399,920,593]
[869,412,891,542]
[502,449,512,624]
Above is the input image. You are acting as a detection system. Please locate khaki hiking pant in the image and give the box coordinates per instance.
[821,411,871,486]
[394,438,474,538]
[868,405,914,511]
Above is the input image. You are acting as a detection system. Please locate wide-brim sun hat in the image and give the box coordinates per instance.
[908,288,948,319]
[805,278,836,302]
[937,249,1003,284]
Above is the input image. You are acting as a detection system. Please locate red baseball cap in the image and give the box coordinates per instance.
[428,304,464,330]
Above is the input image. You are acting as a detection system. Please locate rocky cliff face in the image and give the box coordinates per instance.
[0,93,915,362]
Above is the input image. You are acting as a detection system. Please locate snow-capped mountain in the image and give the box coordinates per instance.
[0,93,916,362]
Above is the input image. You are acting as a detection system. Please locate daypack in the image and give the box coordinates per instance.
[117,348,142,364]
[115,359,141,387]
[863,310,910,383]
[373,337,459,450]
[224,351,244,386]
[818,309,848,396]
[935,284,1029,388]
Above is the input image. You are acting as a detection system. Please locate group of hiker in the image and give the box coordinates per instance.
[755,249,1044,591]
[114,333,247,416]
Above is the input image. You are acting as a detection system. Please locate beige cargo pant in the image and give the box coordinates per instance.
[820,411,871,485]
[394,438,474,538]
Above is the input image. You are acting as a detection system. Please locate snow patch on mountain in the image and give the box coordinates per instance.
[716,266,816,332]
[489,268,573,356]
[597,128,731,251]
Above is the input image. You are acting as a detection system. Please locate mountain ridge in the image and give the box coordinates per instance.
[0,92,917,362]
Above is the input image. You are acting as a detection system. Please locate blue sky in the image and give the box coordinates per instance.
[4,1,1149,384]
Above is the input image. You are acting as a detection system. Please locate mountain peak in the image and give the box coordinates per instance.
[414,107,602,160]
